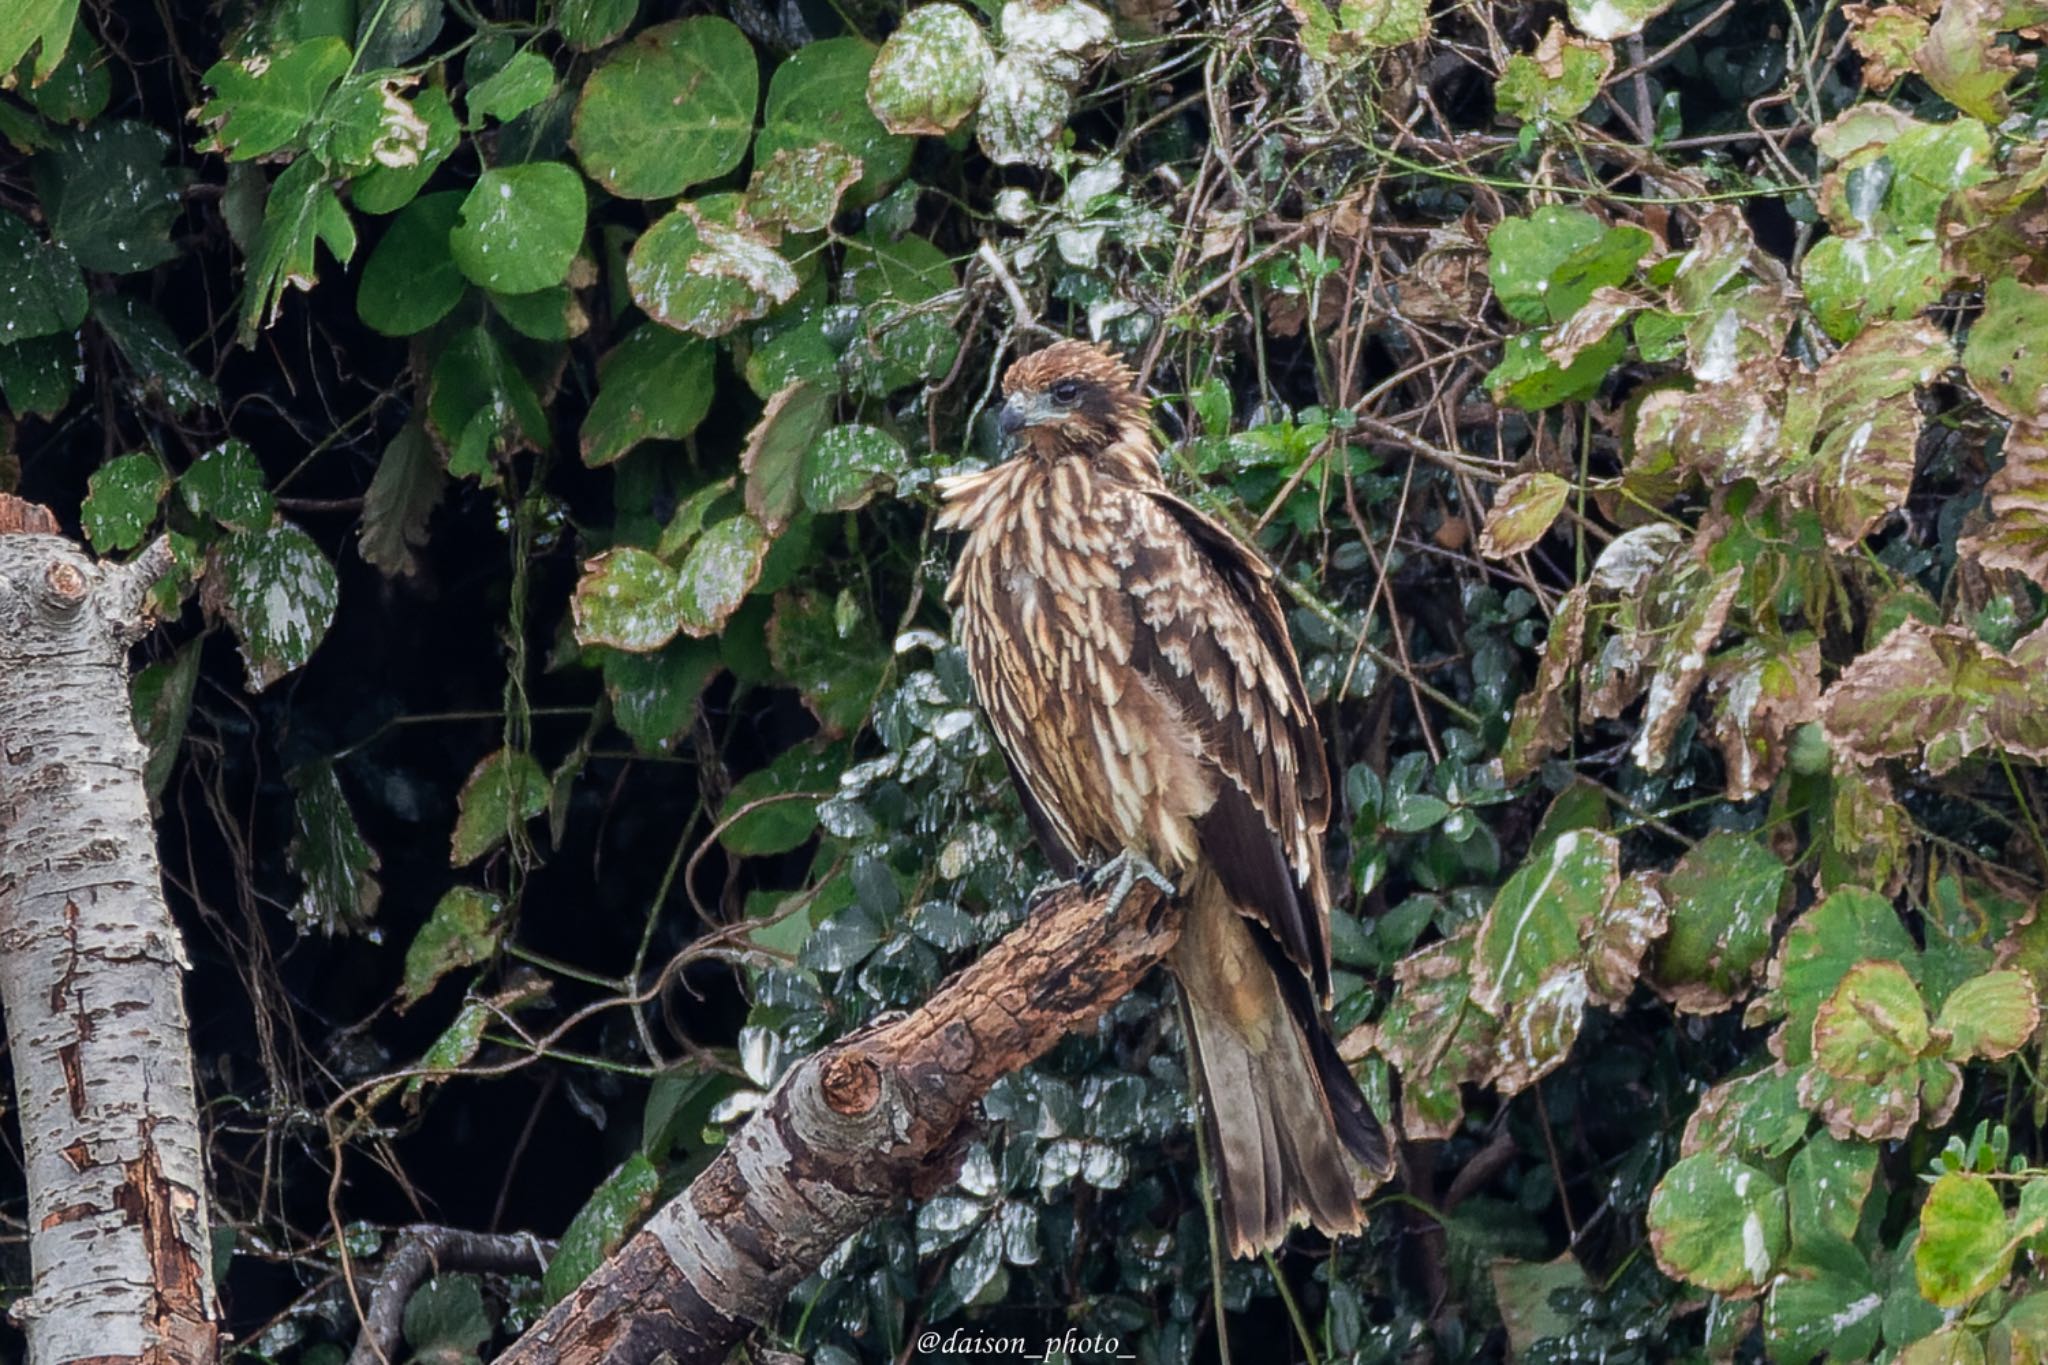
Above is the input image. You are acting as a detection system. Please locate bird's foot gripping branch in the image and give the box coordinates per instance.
[497,878,1177,1365]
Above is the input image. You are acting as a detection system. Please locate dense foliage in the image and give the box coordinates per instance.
[2,0,2047,1359]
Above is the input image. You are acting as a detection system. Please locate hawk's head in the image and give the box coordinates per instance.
[997,341,1151,462]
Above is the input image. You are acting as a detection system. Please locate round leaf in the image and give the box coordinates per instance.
[1811,960,1930,1083]
[626,201,798,338]
[1916,1172,2014,1308]
[357,190,467,336]
[757,37,910,207]
[1648,1153,1788,1296]
[572,18,758,200]
[867,4,993,136]
[1936,969,2039,1061]
[82,451,169,553]
[802,424,909,512]
[572,546,685,653]
[449,161,587,295]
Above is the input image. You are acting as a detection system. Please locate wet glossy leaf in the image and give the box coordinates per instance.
[465,49,552,125]
[288,760,381,936]
[745,145,862,235]
[802,425,909,513]
[402,1273,492,1365]
[34,120,183,273]
[450,747,548,865]
[1820,621,2048,773]
[867,4,993,135]
[92,295,218,416]
[400,887,504,1008]
[1497,22,1611,123]
[0,332,78,417]
[180,439,273,531]
[449,161,585,295]
[757,37,910,206]
[573,547,684,652]
[675,514,773,637]
[204,521,339,689]
[542,1154,660,1304]
[199,38,350,160]
[1648,1153,1787,1296]
[1652,832,1787,1013]
[1963,278,2048,423]
[0,207,86,343]
[558,0,638,48]
[1501,586,1587,781]
[719,743,841,855]
[81,450,167,553]
[581,325,716,467]
[1960,426,2048,589]
[602,637,720,751]
[572,18,756,199]
[627,201,798,338]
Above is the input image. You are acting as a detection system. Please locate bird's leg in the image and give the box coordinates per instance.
[1084,849,1177,916]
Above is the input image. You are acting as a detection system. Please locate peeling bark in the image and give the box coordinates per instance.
[497,879,1179,1365]
[0,498,218,1365]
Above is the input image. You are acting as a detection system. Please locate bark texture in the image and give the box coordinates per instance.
[497,878,1179,1365]
[0,498,217,1365]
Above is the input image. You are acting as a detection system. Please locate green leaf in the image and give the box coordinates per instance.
[0,332,79,418]
[0,0,77,85]
[450,748,548,866]
[767,589,890,736]
[801,424,909,513]
[1648,1153,1788,1295]
[33,120,184,273]
[558,0,638,49]
[745,145,863,235]
[1652,832,1788,1013]
[1682,1064,1811,1160]
[312,74,436,172]
[602,637,721,751]
[573,548,684,652]
[180,439,274,531]
[351,87,460,215]
[1471,828,1620,1014]
[1801,234,1948,343]
[1811,960,1929,1082]
[239,154,358,343]
[571,18,757,200]
[130,639,202,803]
[1935,969,2039,1062]
[757,36,910,208]
[1566,0,1675,39]
[206,521,340,690]
[1916,1172,2014,1308]
[400,887,504,1008]
[465,48,552,125]
[675,513,773,636]
[354,0,444,68]
[1963,277,2048,424]
[1487,207,1652,325]
[581,325,716,467]
[1284,0,1428,62]
[627,201,799,338]
[866,4,994,135]
[1497,22,1611,124]
[489,285,586,341]
[358,418,444,578]
[286,759,381,935]
[449,161,586,295]
[357,190,467,336]
[840,228,959,395]
[92,295,219,416]
[1485,327,1624,409]
[0,207,85,343]
[199,38,352,160]
[741,380,833,531]
[1771,886,1918,1067]
[427,326,550,477]
[542,1154,661,1304]
[1916,0,2022,120]
[402,1275,492,1365]
[719,743,842,856]
[82,451,168,552]
[1477,471,1570,559]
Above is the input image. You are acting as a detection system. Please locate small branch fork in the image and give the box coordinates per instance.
[494,879,1179,1365]
[348,1228,555,1365]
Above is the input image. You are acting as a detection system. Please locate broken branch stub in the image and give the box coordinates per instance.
[496,879,1179,1365]
[0,496,217,1365]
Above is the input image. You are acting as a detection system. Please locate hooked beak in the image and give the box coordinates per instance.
[996,394,1058,450]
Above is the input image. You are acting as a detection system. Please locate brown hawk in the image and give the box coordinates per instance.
[936,340,1390,1258]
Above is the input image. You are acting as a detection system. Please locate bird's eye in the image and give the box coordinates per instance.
[1050,379,1082,405]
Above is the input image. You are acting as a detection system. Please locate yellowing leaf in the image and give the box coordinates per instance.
[1477,471,1571,559]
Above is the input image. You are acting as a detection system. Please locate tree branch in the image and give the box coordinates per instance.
[495,879,1180,1365]
[348,1228,555,1365]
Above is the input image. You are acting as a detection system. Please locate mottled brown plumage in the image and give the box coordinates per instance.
[936,340,1390,1258]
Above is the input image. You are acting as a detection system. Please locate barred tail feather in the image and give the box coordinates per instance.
[1172,871,1385,1259]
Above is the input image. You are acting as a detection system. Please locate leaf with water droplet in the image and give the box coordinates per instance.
[572,17,756,200]
[449,161,586,295]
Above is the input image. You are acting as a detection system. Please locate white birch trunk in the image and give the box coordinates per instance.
[0,502,218,1365]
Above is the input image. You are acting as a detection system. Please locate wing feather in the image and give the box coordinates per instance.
[1127,488,1337,997]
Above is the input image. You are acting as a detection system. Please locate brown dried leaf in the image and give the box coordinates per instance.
[1631,566,1743,771]
[1960,423,2048,588]
[1502,585,1589,782]
[1478,471,1572,559]
[1703,634,1822,801]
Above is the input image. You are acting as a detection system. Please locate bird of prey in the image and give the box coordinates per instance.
[935,339,1391,1258]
